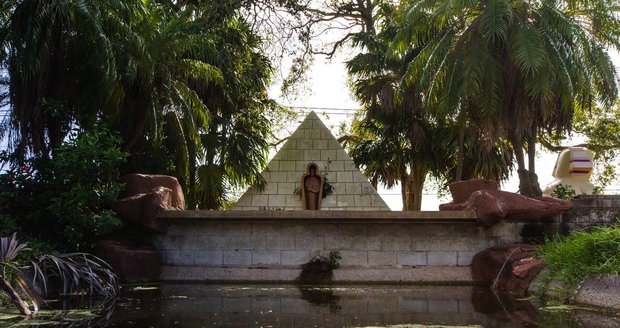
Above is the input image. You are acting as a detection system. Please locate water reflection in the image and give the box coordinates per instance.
[2,284,619,327]
[104,284,558,327]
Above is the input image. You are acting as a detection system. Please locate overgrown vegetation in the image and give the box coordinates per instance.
[538,222,620,290]
[0,234,118,316]
[550,184,577,200]
[0,126,127,251]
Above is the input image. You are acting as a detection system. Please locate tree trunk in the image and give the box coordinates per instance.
[15,271,48,311]
[527,129,536,173]
[400,174,408,211]
[400,162,408,211]
[455,125,465,182]
[511,133,542,198]
[0,274,31,316]
[523,130,542,197]
[404,163,427,211]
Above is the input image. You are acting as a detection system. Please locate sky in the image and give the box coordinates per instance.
[268,50,620,211]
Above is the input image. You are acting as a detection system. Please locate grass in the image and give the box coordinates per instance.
[538,222,620,290]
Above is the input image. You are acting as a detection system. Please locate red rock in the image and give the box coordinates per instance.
[440,189,572,225]
[119,174,185,210]
[449,179,499,203]
[94,240,161,282]
[471,244,543,296]
[513,258,544,279]
[115,174,186,231]
[114,186,171,231]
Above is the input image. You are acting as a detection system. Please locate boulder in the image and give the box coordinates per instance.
[449,179,499,203]
[94,240,161,282]
[115,174,185,232]
[576,275,620,311]
[119,174,185,210]
[441,189,572,225]
[114,186,171,232]
[471,244,544,296]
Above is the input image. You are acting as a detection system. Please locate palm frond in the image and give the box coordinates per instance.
[0,233,29,263]
[29,253,118,301]
[480,0,513,44]
[511,26,545,76]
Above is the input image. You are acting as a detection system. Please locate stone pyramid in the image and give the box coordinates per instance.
[233,111,390,211]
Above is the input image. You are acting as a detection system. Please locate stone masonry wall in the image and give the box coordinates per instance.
[154,219,525,269]
[233,112,390,211]
[554,195,620,235]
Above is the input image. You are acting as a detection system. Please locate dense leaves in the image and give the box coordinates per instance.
[0,1,281,209]
[393,0,620,196]
[345,2,513,210]
[0,127,127,251]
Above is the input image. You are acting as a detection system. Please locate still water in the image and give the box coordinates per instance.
[3,284,620,327]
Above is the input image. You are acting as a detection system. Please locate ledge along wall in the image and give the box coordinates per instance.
[154,210,529,283]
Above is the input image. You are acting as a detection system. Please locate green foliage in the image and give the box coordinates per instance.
[0,233,118,315]
[538,223,620,290]
[1,1,282,211]
[393,0,620,197]
[572,104,620,190]
[550,184,577,200]
[0,126,128,251]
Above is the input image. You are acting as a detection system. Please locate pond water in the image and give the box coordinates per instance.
[2,284,620,327]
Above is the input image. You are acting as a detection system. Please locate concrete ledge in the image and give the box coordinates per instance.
[159,210,478,223]
[576,275,620,311]
[160,266,473,284]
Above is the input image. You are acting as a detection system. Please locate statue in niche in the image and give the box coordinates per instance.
[301,163,324,210]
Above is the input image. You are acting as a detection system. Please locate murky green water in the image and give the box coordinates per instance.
[2,284,619,327]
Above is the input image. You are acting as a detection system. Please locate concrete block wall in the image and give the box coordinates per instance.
[154,219,524,269]
[540,195,620,237]
[233,111,390,211]
[555,195,620,235]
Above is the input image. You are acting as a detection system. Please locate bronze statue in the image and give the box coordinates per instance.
[301,163,323,210]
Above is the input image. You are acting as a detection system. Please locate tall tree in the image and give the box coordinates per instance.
[394,0,619,197]
[0,1,281,209]
[345,2,512,210]
[0,0,145,160]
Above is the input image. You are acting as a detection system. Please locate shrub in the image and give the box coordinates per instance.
[550,184,576,200]
[538,222,620,289]
[0,126,128,251]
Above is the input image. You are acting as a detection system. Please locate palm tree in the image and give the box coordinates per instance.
[0,0,145,160]
[394,0,619,197]
[346,3,513,210]
[1,1,281,209]
[116,2,279,209]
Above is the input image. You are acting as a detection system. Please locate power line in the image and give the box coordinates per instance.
[286,105,359,112]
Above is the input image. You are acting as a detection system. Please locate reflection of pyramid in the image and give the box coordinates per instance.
[233,111,390,211]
